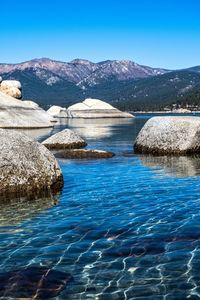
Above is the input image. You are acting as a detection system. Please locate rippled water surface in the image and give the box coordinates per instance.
[1,115,200,299]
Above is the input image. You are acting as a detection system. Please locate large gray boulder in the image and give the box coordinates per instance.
[67,98,134,118]
[42,129,87,150]
[0,129,63,199]
[0,91,53,128]
[134,116,200,155]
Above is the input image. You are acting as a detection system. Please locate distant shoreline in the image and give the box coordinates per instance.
[131,111,200,114]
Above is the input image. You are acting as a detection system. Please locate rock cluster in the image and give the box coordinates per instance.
[0,79,22,99]
[134,116,200,155]
[0,129,63,199]
[42,129,115,159]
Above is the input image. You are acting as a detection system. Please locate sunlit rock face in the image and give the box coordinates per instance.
[134,116,200,155]
[0,85,22,99]
[0,91,53,128]
[0,80,22,99]
[47,105,68,118]
[0,129,63,199]
[22,100,39,108]
[42,128,87,150]
[67,98,134,118]
[1,80,22,89]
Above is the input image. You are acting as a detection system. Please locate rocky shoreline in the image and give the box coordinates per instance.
[1,77,200,201]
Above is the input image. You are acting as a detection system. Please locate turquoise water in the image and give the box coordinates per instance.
[1,115,200,299]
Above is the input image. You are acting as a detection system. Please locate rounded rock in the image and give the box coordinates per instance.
[42,129,87,150]
[0,129,63,199]
[134,116,200,155]
[1,80,22,89]
[0,86,22,99]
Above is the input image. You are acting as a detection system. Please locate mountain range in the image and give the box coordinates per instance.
[0,58,200,110]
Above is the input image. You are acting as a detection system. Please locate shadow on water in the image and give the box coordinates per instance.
[139,154,200,177]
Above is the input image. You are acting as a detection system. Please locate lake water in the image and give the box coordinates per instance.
[1,114,200,299]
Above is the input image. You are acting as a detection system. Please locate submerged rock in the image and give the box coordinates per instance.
[0,266,73,299]
[0,91,53,128]
[67,98,134,118]
[47,105,68,118]
[134,116,200,155]
[55,149,115,159]
[0,129,63,199]
[42,129,87,150]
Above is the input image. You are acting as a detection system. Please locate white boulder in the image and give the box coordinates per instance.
[0,80,22,99]
[67,98,134,118]
[134,116,200,155]
[47,105,68,118]
[1,80,22,89]
[0,91,53,128]
[0,129,63,199]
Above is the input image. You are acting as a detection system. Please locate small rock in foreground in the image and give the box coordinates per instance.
[42,129,87,150]
[55,149,115,159]
[134,116,200,155]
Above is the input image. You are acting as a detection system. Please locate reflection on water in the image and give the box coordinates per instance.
[139,155,200,177]
[57,118,135,140]
[0,196,57,227]
[15,127,53,141]
[14,118,135,142]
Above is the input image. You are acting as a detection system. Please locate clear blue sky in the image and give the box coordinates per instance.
[1,0,200,69]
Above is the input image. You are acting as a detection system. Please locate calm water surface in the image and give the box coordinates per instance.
[1,115,200,299]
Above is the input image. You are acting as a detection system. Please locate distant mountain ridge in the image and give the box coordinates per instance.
[0,58,200,110]
[0,58,168,86]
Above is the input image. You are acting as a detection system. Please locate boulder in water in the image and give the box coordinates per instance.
[42,129,87,150]
[0,129,63,199]
[67,98,134,118]
[134,116,200,155]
